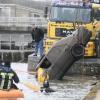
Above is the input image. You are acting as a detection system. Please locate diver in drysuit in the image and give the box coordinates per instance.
[36,55,55,93]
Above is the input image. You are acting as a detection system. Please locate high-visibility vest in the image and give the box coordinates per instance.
[0,72,14,90]
[37,68,49,83]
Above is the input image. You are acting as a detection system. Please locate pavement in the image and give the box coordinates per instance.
[83,76,100,100]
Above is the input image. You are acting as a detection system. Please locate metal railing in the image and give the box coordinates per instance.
[0,33,33,51]
[0,37,35,62]
[0,17,48,27]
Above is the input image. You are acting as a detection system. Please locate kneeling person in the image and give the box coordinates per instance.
[0,61,19,90]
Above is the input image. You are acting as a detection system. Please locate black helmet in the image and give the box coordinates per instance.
[4,53,11,67]
[4,61,11,67]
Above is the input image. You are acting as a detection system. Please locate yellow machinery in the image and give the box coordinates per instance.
[85,2,100,57]
[45,0,100,57]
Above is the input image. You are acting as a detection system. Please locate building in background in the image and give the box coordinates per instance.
[0,0,50,62]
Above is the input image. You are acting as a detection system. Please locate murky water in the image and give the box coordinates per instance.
[11,63,98,100]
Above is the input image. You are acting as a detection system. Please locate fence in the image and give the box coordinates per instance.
[0,33,34,62]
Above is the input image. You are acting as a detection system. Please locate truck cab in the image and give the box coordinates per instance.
[45,2,92,52]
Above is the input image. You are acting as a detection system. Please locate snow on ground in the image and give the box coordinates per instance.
[10,63,97,100]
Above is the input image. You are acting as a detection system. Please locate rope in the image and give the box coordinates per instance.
[13,69,40,92]
[20,82,40,92]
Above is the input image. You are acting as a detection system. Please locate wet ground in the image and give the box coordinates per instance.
[11,63,99,100]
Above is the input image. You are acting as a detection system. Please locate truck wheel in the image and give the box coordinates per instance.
[71,44,84,58]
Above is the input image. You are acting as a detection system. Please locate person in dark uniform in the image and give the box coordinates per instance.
[0,61,19,90]
[31,25,44,57]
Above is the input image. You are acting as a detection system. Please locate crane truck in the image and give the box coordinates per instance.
[45,0,100,57]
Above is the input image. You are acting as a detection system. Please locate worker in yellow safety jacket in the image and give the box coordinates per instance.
[37,67,55,93]
[37,68,49,83]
